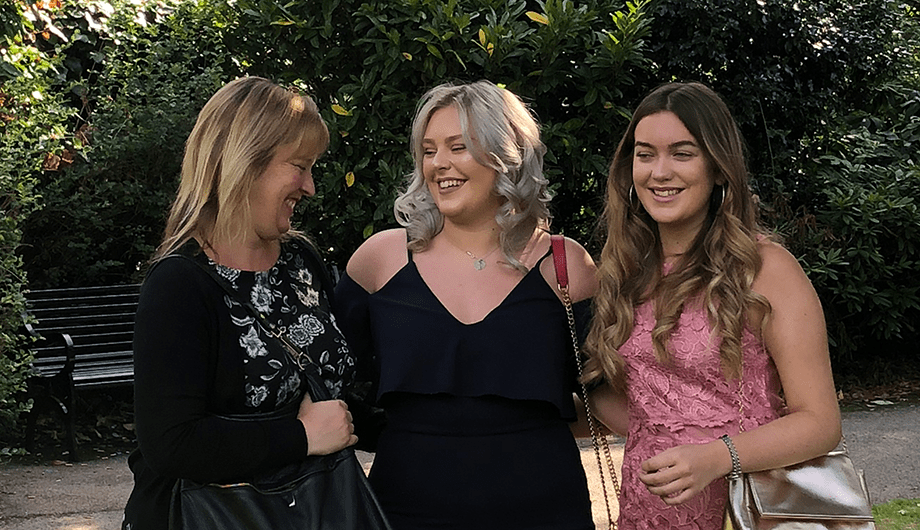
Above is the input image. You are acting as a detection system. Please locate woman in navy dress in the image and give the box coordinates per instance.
[335,80,597,529]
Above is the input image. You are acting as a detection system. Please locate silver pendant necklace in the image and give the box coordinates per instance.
[465,246,500,271]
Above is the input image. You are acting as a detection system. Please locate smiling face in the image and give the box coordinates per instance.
[422,105,502,225]
[632,111,720,247]
[248,141,318,242]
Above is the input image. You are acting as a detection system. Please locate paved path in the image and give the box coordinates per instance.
[1,405,916,529]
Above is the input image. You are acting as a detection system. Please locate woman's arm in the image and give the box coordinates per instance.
[345,228,409,294]
[727,241,842,468]
[638,241,841,504]
[587,382,630,437]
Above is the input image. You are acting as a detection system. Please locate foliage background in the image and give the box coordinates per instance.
[2,0,918,435]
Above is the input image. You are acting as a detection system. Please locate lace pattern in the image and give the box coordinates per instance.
[617,298,783,530]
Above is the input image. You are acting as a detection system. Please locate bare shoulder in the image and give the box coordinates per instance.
[539,235,598,303]
[345,228,409,293]
[752,239,818,305]
[563,237,598,302]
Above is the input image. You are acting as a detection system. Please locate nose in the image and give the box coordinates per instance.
[650,156,671,180]
[431,147,450,170]
[300,172,315,197]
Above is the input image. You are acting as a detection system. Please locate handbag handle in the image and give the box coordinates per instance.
[550,235,621,530]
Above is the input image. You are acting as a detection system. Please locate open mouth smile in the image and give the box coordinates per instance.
[651,188,682,197]
[438,179,465,190]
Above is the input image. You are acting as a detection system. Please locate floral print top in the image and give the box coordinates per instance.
[207,238,355,410]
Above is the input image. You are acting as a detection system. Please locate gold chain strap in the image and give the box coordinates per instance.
[561,288,621,530]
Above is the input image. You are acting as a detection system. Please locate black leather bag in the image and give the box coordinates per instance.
[171,449,385,530]
[168,358,392,530]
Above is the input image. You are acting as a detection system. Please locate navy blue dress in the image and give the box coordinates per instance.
[334,249,594,530]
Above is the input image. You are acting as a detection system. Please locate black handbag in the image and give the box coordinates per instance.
[168,372,392,530]
[165,244,393,530]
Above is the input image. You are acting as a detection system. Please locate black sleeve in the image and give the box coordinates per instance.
[133,257,308,483]
[333,272,378,390]
[333,272,385,451]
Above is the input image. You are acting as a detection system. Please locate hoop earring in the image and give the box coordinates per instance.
[628,185,638,208]
[713,184,726,212]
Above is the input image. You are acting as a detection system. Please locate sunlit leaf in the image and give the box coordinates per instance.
[345,171,355,187]
[332,104,351,116]
[402,52,412,60]
[526,12,549,25]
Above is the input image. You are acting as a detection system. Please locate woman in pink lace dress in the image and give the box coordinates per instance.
[583,82,842,530]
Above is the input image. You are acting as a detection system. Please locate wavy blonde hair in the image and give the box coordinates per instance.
[393,80,551,272]
[153,76,329,261]
[584,82,771,390]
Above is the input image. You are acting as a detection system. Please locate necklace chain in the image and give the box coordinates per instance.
[465,246,500,271]
[440,233,502,271]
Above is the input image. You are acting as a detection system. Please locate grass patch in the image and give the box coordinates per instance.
[874,499,920,530]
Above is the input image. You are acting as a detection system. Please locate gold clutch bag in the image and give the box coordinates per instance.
[725,441,876,530]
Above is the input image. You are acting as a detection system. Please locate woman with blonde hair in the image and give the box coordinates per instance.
[335,80,596,529]
[123,76,363,529]
[585,82,841,530]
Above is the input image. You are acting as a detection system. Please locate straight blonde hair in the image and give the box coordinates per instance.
[154,76,328,261]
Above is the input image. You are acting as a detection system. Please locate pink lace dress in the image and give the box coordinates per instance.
[617,297,785,530]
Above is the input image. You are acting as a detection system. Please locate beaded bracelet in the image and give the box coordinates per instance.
[720,434,742,479]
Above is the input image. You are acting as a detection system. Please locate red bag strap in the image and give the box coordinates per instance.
[550,234,568,291]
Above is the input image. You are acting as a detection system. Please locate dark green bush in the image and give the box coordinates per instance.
[6,0,920,406]
[18,1,236,288]
[228,0,653,264]
[775,83,920,373]
[1,0,82,437]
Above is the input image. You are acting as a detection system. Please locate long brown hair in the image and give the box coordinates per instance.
[584,82,771,390]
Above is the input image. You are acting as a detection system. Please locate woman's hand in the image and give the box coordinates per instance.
[638,441,728,505]
[298,393,358,455]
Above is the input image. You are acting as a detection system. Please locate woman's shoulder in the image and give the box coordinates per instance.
[345,228,409,293]
[756,238,801,274]
[538,233,597,303]
[752,238,813,299]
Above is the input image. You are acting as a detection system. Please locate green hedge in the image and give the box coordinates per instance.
[2,0,919,442]
[229,0,654,261]
[17,1,236,288]
[0,0,82,438]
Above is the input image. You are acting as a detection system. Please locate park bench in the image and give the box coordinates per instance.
[22,283,141,460]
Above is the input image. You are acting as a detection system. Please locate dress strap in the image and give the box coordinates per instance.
[534,236,557,269]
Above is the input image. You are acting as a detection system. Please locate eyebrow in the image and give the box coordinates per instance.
[634,140,699,150]
[422,134,464,144]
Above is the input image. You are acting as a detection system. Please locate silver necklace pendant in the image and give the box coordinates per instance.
[473,258,486,271]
